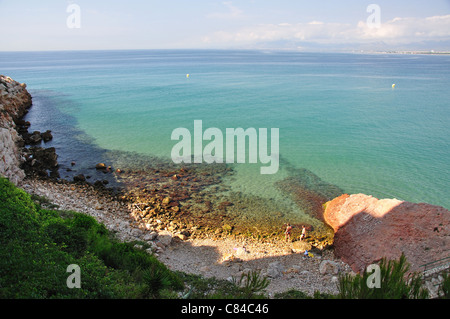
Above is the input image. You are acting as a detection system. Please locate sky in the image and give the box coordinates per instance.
[0,0,450,51]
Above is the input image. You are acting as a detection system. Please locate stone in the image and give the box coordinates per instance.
[73,174,86,182]
[323,193,450,273]
[95,163,106,169]
[175,233,188,241]
[171,206,180,212]
[162,197,171,205]
[157,230,173,247]
[319,260,340,275]
[29,131,42,144]
[41,130,53,142]
[143,231,157,241]
[266,261,284,278]
[222,224,233,233]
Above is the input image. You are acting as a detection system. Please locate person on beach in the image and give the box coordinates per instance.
[285,223,293,242]
[300,225,306,241]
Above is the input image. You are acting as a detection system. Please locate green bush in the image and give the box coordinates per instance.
[274,289,312,299]
[231,270,270,299]
[440,273,449,299]
[0,177,183,299]
[0,178,39,241]
[338,254,429,299]
[138,264,174,298]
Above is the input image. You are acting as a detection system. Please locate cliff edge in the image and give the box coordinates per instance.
[0,75,32,185]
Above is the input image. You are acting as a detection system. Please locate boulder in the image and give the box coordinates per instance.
[21,147,59,178]
[292,240,312,253]
[73,174,86,182]
[41,130,53,142]
[265,261,284,278]
[157,230,173,247]
[323,193,450,273]
[95,163,106,169]
[319,260,340,275]
[29,131,42,144]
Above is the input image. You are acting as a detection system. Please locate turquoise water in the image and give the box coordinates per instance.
[1,50,449,209]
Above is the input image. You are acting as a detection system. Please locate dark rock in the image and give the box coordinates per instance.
[73,174,86,182]
[94,180,104,188]
[41,130,53,142]
[29,131,42,144]
[22,147,59,178]
[96,163,106,169]
[42,147,58,168]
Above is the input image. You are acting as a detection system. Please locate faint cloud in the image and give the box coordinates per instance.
[356,14,450,43]
[207,1,244,19]
[202,14,450,47]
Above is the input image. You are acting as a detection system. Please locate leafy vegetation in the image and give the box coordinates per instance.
[0,177,181,298]
[337,254,429,299]
[440,272,449,299]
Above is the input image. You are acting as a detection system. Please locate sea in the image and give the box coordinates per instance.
[1,50,449,216]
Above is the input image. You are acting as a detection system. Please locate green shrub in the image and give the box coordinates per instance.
[231,270,270,299]
[0,177,183,299]
[0,178,39,241]
[274,289,312,299]
[138,264,174,298]
[338,254,429,299]
[440,273,449,299]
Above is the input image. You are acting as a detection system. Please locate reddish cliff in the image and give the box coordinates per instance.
[324,193,449,273]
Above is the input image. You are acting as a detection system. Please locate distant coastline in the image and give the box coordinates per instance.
[355,50,450,55]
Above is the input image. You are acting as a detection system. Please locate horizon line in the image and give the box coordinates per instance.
[1,48,449,55]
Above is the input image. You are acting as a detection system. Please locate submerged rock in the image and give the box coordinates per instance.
[292,240,311,253]
[73,174,86,182]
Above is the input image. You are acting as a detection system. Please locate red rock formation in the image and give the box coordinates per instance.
[323,194,449,273]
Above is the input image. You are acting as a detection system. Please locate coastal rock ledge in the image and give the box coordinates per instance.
[323,193,449,273]
[0,75,32,185]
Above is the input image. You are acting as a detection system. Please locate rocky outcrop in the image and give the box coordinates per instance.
[0,75,60,182]
[21,147,60,179]
[0,75,32,185]
[323,193,449,273]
